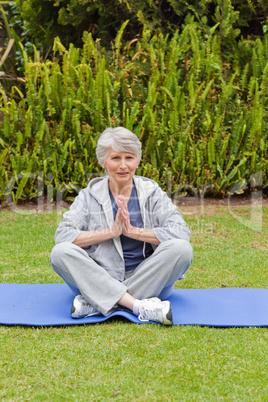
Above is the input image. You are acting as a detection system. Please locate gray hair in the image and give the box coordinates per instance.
[96,127,142,165]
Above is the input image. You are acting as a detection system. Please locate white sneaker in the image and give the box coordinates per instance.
[71,295,100,318]
[138,298,173,325]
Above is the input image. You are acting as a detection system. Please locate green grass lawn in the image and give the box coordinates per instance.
[0,204,267,401]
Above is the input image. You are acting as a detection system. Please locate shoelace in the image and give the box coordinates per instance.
[138,304,160,322]
[74,296,98,317]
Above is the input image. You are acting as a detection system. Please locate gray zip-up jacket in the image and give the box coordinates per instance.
[55,175,191,281]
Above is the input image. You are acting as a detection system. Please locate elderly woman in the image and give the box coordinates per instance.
[50,127,193,325]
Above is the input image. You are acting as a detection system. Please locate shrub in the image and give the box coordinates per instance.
[11,0,268,53]
[0,22,267,203]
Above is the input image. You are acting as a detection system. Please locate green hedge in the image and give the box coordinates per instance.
[11,0,268,50]
[0,21,267,203]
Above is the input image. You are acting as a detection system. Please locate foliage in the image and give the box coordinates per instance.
[10,0,268,52]
[0,2,27,95]
[0,21,267,203]
[0,3,16,77]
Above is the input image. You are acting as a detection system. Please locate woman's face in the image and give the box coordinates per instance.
[103,148,139,188]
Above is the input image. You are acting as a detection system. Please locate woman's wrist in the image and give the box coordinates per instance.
[132,227,161,245]
[135,228,144,240]
[111,225,121,238]
[126,226,140,239]
[124,227,144,240]
[121,226,160,245]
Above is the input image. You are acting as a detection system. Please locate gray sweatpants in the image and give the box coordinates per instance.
[50,239,193,316]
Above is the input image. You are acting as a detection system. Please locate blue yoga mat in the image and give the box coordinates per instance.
[0,284,267,327]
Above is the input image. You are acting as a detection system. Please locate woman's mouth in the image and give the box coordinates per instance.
[117,172,129,176]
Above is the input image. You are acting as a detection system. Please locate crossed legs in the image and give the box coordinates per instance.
[50,239,193,316]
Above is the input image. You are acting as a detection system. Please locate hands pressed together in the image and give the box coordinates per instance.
[112,195,138,239]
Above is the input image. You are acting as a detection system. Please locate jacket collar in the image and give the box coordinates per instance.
[88,176,110,205]
[88,175,157,206]
[133,176,157,206]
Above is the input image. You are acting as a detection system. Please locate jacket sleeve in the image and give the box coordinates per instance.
[55,189,89,244]
[149,187,191,243]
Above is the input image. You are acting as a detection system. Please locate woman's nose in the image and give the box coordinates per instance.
[120,159,127,168]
